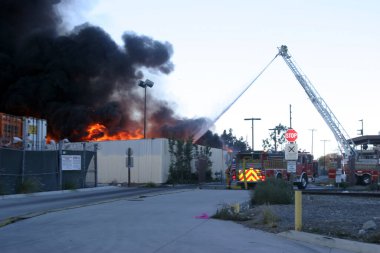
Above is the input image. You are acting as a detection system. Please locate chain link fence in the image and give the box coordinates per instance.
[0,143,98,195]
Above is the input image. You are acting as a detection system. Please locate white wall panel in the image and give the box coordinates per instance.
[96,138,226,184]
[96,139,169,184]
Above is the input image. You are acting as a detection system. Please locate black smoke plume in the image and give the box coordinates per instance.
[0,0,211,142]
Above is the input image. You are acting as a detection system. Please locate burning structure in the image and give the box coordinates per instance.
[0,0,211,143]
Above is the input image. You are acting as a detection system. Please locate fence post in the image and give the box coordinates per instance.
[58,141,63,190]
[94,144,98,187]
[82,142,86,188]
[21,148,26,184]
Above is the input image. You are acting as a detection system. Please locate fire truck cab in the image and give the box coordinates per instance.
[233,150,317,189]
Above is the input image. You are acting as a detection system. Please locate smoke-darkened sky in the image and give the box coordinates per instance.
[0,0,210,141]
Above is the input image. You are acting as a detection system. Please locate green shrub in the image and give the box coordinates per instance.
[367,232,380,244]
[368,182,380,191]
[336,181,349,189]
[144,182,157,188]
[109,180,119,186]
[251,177,294,205]
[260,204,279,227]
[17,178,40,194]
[212,204,249,221]
[63,181,77,190]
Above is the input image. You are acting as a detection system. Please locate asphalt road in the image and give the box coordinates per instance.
[0,187,356,253]
[0,185,188,225]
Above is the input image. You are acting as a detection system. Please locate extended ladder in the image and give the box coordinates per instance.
[277,45,355,157]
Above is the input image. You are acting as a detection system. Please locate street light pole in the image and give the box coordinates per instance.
[244,118,261,151]
[138,79,154,139]
[320,139,330,175]
[309,129,316,155]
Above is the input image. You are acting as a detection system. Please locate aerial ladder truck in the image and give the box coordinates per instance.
[277,45,378,186]
[230,45,378,187]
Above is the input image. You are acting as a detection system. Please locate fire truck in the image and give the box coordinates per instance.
[277,45,380,186]
[327,135,380,185]
[232,150,318,189]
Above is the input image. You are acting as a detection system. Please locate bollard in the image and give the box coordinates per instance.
[232,203,240,213]
[295,190,302,231]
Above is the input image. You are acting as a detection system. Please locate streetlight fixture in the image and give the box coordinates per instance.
[244,118,261,152]
[358,119,363,136]
[138,79,154,139]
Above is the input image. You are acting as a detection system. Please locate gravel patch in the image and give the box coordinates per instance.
[237,194,380,244]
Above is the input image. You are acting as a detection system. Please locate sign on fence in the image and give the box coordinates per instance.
[62,155,81,170]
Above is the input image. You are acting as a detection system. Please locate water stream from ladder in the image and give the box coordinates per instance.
[193,53,279,142]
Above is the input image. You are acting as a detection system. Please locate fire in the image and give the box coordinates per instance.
[83,123,143,141]
[46,135,54,144]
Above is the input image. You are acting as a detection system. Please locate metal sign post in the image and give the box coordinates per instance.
[126,148,133,187]
[285,129,298,185]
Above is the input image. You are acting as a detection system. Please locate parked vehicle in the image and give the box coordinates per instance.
[328,136,380,185]
[232,150,318,189]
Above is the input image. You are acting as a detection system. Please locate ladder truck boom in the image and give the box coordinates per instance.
[277,45,356,157]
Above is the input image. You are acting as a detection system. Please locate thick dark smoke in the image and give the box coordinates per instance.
[0,0,210,142]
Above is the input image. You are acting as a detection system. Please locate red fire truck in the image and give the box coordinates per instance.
[232,150,318,189]
[328,135,380,185]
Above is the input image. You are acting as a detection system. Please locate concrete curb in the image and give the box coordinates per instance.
[0,186,121,200]
[279,230,380,253]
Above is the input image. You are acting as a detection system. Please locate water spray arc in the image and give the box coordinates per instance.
[193,54,279,141]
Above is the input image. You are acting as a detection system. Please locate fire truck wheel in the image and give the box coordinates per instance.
[361,174,371,185]
[297,174,308,189]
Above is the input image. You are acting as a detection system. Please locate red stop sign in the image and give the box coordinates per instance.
[285,129,298,142]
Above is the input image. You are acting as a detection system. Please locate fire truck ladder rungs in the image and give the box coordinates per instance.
[277,45,355,157]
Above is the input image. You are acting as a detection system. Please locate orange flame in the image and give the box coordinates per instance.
[46,135,54,144]
[83,123,143,141]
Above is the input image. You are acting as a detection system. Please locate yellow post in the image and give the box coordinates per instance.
[295,190,302,231]
[243,158,248,190]
[232,203,240,213]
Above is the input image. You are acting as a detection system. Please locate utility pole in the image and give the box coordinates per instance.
[244,118,261,152]
[309,129,316,155]
[320,139,330,175]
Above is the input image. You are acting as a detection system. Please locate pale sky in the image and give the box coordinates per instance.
[62,0,380,158]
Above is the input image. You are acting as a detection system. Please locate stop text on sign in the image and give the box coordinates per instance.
[285,129,298,142]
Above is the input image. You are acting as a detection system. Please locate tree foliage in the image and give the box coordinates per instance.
[168,137,193,183]
[220,128,249,152]
[262,123,288,151]
[168,136,213,184]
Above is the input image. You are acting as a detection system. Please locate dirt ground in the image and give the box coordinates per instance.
[236,194,380,245]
